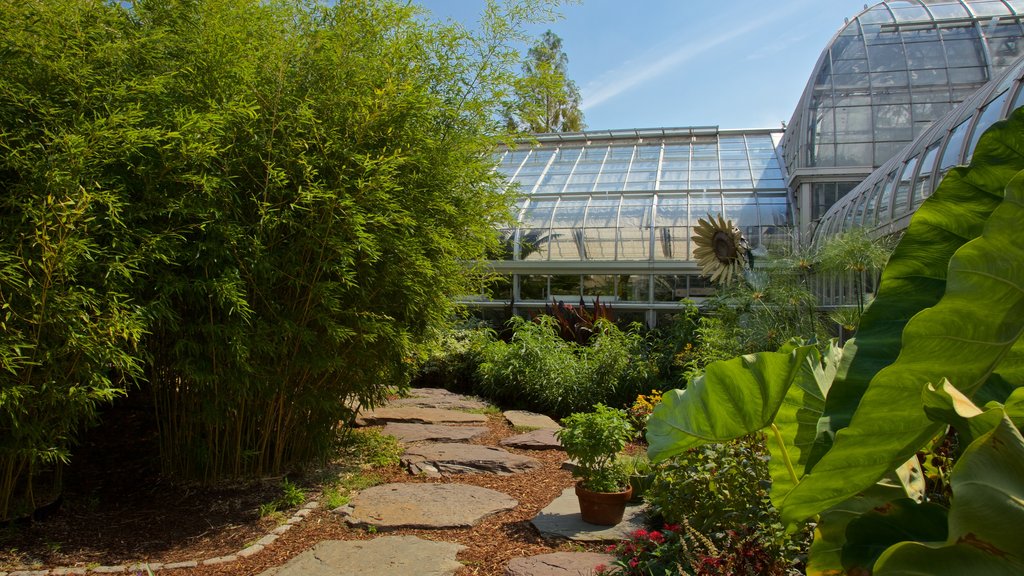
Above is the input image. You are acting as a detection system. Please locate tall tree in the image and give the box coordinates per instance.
[505,30,585,133]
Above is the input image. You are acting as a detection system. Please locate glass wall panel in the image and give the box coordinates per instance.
[912,144,940,207]
[582,275,615,297]
[939,118,972,173]
[520,275,548,300]
[617,197,653,260]
[616,275,650,302]
[482,274,512,300]
[548,199,588,260]
[965,90,1010,161]
[654,196,688,260]
[583,198,618,260]
[549,275,581,300]
[892,155,920,217]
[653,275,688,302]
[860,181,883,227]
[518,200,555,260]
[875,169,899,222]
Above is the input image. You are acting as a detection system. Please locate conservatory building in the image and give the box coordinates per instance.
[463,0,1024,322]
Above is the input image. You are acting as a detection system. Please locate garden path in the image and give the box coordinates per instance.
[260,388,635,576]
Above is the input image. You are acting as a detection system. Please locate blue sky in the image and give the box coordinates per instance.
[416,0,872,130]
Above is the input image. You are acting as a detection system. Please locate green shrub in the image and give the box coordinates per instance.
[475,316,656,417]
[0,0,150,519]
[646,435,801,559]
[411,323,494,394]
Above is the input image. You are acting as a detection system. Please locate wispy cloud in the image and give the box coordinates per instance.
[581,2,812,112]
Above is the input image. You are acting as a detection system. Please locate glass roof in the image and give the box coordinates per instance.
[811,53,1024,246]
[494,130,790,264]
[783,0,1024,175]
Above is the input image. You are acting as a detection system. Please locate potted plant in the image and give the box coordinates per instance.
[556,404,634,525]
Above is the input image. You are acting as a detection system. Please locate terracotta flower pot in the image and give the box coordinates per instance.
[575,482,633,526]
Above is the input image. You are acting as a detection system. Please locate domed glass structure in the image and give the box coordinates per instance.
[462,1,1024,324]
[810,51,1024,305]
[783,0,1024,235]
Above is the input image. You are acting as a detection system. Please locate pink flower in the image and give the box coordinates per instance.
[629,558,639,568]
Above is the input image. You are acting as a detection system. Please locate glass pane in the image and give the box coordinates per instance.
[875,169,899,222]
[861,181,883,227]
[519,275,548,300]
[939,118,971,172]
[965,91,1010,162]
[893,155,919,216]
[549,275,580,300]
[653,275,688,301]
[582,275,615,297]
[616,275,649,302]
[547,228,584,260]
[617,198,652,260]
[912,144,940,207]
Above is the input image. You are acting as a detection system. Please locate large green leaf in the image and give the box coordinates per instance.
[646,345,815,462]
[809,109,1024,464]
[841,498,949,574]
[766,342,840,509]
[780,163,1024,524]
[806,463,923,576]
[873,391,1024,575]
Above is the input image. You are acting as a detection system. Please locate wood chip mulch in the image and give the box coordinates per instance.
[0,409,608,576]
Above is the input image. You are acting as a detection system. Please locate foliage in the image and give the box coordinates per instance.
[258,478,306,518]
[502,30,584,133]
[411,322,494,394]
[815,227,896,314]
[645,436,798,557]
[782,114,1024,524]
[646,111,1024,574]
[542,297,612,345]
[0,0,561,496]
[556,404,633,492]
[0,0,151,519]
[597,522,791,576]
[627,389,662,438]
[337,428,403,469]
[475,315,656,417]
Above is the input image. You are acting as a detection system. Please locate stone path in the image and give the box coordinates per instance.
[272,388,639,576]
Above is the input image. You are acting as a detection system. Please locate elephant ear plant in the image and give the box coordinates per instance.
[557,404,633,493]
[648,108,1024,574]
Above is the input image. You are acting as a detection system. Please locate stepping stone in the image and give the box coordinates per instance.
[382,422,488,444]
[389,388,490,411]
[335,483,518,529]
[257,536,464,576]
[401,443,542,476]
[500,428,561,450]
[504,552,617,576]
[504,410,560,430]
[356,407,488,426]
[531,487,648,541]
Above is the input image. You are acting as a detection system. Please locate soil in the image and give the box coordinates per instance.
[0,397,609,576]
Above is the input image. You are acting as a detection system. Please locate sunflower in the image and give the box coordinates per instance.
[692,214,748,285]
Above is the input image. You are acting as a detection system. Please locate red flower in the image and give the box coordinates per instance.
[628,558,639,568]
[647,530,665,544]
[632,528,648,539]
[663,523,681,532]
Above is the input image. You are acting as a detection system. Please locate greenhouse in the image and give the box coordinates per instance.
[470,128,790,326]
[464,0,1024,320]
[784,0,1024,237]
